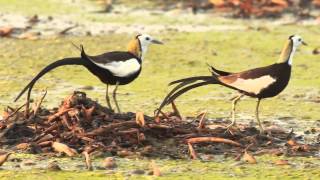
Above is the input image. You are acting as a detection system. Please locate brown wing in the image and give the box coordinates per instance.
[218,64,279,95]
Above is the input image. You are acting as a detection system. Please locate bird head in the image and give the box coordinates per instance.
[278,35,307,64]
[127,34,163,59]
[137,34,163,46]
[289,35,307,48]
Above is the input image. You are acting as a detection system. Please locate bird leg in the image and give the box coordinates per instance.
[255,99,265,134]
[105,84,113,110]
[112,82,121,113]
[226,94,244,129]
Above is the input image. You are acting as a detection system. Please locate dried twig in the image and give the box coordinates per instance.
[52,142,78,157]
[197,111,207,129]
[3,103,27,121]
[83,151,93,170]
[135,111,145,127]
[188,143,197,159]
[47,108,74,122]
[187,137,242,147]
[59,24,78,35]
[171,101,182,119]
[85,121,139,136]
[32,89,47,116]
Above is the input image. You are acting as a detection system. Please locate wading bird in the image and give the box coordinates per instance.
[15,34,163,113]
[157,35,306,134]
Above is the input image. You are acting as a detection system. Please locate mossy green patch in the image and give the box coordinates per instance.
[0,154,319,179]
[1,26,319,121]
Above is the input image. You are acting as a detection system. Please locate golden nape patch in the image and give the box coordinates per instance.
[127,39,141,58]
[226,75,276,95]
[278,40,293,63]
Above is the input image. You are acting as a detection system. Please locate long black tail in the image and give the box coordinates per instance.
[14,57,87,102]
[156,75,220,114]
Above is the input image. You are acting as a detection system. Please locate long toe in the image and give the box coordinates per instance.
[225,122,237,134]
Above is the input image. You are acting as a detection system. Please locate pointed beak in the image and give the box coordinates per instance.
[302,41,308,46]
[151,39,163,45]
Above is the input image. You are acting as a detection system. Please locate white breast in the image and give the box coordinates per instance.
[229,75,276,95]
[94,58,141,77]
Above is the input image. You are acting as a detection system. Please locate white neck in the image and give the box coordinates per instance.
[140,45,148,60]
[288,46,297,66]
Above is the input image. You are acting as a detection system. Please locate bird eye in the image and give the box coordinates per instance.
[145,37,150,41]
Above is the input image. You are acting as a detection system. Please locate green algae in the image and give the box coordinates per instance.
[0,153,319,179]
[1,27,320,120]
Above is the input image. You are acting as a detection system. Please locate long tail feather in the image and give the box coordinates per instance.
[157,76,219,114]
[169,76,213,86]
[207,64,232,76]
[163,76,213,108]
[14,57,85,102]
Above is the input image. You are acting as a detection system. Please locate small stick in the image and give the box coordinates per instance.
[47,108,74,122]
[83,151,93,171]
[148,124,171,129]
[171,101,182,119]
[59,24,78,35]
[3,103,27,121]
[188,143,197,159]
[43,124,59,134]
[61,115,73,130]
[32,89,47,131]
[154,109,170,120]
[135,111,145,127]
[197,111,207,129]
[33,89,47,116]
[187,137,242,147]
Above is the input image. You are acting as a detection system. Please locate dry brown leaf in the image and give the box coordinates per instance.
[197,111,207,129]
[1,111,10,120]
[313,48,320,55]
[312,0,320,7]
[0,27,13,37]
[287,139,298,146]
[52,142,78,157]
[117,150,133,157]
[209,0,225,7]
[150,160,161,176]
[271,0,288,7]
[275,159,290,165]
[0,152,12,166]
[135,111,145,127]
[18,32,39,40]
[230,0,241,6]
[15,143,30,150]
[102,157,117,169]
[243,151,257,164]
[82,105,95,121]
[154,116,161,123]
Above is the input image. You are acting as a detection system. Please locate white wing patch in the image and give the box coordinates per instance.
[229,75,276,95]
[93,58,141,77]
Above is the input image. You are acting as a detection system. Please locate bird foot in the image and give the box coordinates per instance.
[224,122,236,135]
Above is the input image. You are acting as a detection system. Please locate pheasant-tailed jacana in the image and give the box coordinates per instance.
[157,35,306,134]
[15,34,163,113]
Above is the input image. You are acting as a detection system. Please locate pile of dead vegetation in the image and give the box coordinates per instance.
[0,91,319,166]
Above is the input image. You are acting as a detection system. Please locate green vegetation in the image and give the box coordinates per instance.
[0,153,319,179]
[1,27,320,120]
